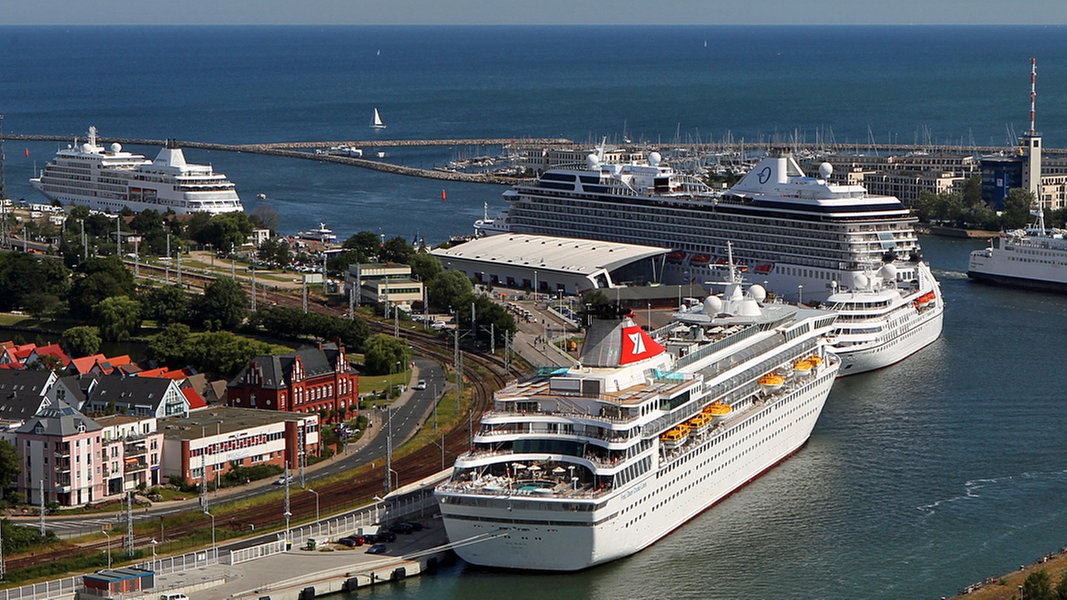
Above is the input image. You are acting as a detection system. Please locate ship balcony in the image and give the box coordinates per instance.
[458,448,625,473]
[476,426,636,447]
[483,408,640,427]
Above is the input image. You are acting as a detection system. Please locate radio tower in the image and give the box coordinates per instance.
[1021,57,1043,201]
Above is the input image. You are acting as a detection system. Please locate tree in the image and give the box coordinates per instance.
[257,238,291,268]
[94,296,143,341]
[326,249,362,277]
[342,231,382,258]
[1022,569,1054,600]
[64,326,101,357]
[25,292,64,321]
[362,334,410,376]
[194,277,248,330]
[141,284,190,325]
[250,204,281,233]
[0,440,20,498]
[428,270,473,311]
[409,252,443,284]
[0,252,69,312]
[380,236,413,264]
[455,294,517,348]
[1002,188,1037,230]
[190,331,272,379]
[67,256,135,318]
[148,323,193,368]
[962,174,983,207]
[1054,568,1067,600]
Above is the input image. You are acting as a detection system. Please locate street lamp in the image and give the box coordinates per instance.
[284,511,292,547]
[150,539,158,573]
[203,510,216,559]
[798,284,804,306]
[101,529,112,569]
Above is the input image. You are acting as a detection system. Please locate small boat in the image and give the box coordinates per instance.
[793,359,814,375]
[754,263,774,274]
[371,108,386,129]
[660,424,690,450]
[376,150,387,158]
[688,412,712,434]
[807,355,824,366]
[703,402,732,422]
[758,373,786,393]
[690,254,710,266]
[666,251,686,264]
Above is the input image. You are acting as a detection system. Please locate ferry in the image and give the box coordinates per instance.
[967,208,1067,293]
[482,147,943,374]
[435,266,840,571]
[295,223,338,244]
[30,126,244,215]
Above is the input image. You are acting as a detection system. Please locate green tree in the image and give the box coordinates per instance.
[141,284,190,325]
[194,277,248,330]
[380,236,413,264]
[409,253,443,284]
[190,331,272,379]
[203,212,254,253]
[326,249,362,276]
[63,325,102,357]
[0,252,69,311]
[148,323,194,368]
[962,174,983,206]
[250,204,281,233]
[1054,568,1067,600]
[455,294,517,348]
[25,292,64,321]
[1002,188,1037,230]
[342,231,382,258]
[67,256,135,318]
[362,334,411,376]
[94,296,143,341]
[257,238,291,268]
[1022,569,1054,600]
[0,440,20,498]
[428,270,473,311]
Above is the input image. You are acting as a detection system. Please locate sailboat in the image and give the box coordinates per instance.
[371,108,386,129]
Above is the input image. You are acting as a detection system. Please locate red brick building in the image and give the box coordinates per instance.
[226,342,358,423]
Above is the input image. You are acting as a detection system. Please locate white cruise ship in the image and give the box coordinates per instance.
[435,271,840,571]
[967,208,1067,292]
[30,126,244,215]
[484,148,943,375]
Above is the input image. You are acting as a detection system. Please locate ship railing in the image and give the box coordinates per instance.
[475,427,636,445]
[483,408,639,425]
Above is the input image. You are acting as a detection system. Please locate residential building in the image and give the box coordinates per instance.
[227,342,358,423]
[16,400,103,506]
[84,377,190,419]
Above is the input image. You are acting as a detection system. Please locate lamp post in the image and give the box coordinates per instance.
[101,530,112,569]
[284,511,292,548]
[798,284,804,306]
[203,510,215,559]
[150,539,158,573]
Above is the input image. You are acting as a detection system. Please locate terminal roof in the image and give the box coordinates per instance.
[431,234,670,275]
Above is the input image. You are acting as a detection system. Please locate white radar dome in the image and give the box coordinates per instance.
[852,273,869,290]
[110,143,122,153]
[879,264,898,280]
[703,295,723,315]
[748,284,767,302]
[586,153,600,168]
[81,143,93,152]
[818,162,833,179]
[648,151,662,166]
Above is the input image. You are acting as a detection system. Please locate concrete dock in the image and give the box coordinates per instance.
[141,526,451,600]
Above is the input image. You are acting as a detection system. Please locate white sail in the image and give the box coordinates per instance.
[371,108,386,129]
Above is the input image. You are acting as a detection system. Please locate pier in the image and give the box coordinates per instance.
[8,133,1067,188]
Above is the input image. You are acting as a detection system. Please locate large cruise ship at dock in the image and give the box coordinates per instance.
[435,270,840,571]
[479,148,943,375]
[30,126,244,215]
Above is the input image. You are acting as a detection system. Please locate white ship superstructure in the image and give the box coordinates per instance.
[968,217,1067,292]
[30,126,244,215]
[435,274,840,571]
[488,148,943,374]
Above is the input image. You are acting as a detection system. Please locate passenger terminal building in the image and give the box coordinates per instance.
[430,234,670,294]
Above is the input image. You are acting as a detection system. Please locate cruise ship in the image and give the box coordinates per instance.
[481,148,943,374]
[30,126,244,215]
[968,208,1067,292]
[435,269,840,571]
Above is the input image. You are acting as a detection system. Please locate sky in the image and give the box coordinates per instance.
[2,0,1067,26]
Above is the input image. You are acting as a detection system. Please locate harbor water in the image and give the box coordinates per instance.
[2,25,1067,598]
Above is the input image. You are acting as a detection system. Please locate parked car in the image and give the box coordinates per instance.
[414,379,427,390]
[337,535,364,547]
[389,522,414,535]
[401,521,424,532]
[377,531,397,543]
[366,543,388,554]
[273,475,293,486]
[362,533,378,544]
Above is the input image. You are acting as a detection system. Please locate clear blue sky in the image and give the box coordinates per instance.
[3,0,1067,25]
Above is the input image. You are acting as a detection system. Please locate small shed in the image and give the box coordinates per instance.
[82,567,155,597]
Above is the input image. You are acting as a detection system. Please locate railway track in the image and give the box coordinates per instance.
[3,278,509,575]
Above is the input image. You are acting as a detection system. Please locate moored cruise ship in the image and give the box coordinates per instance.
[484,148,943,374]
[30,126,244,215]
[435,271,840,571]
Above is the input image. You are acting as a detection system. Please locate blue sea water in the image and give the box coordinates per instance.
[3,25,1067,598]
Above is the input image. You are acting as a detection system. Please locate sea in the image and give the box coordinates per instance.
[3,25,1067,599]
